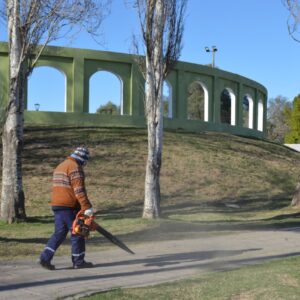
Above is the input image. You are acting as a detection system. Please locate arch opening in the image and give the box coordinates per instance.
[187,81,208,121]
[163,80,173,118]
[89,71,123,115]
[220,88,236,125]
[27,66,66,112]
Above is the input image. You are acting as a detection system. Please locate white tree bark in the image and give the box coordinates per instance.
[143,64,164,218]
[135,0,186,219]
[1,0,26,222]
[143,0,164,218]
[1,0,110,223]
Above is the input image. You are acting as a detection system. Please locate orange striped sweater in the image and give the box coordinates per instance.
[50,157,92,211]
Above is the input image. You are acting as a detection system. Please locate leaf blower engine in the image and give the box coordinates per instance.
[71,211,135,254]
[72,211,96,238]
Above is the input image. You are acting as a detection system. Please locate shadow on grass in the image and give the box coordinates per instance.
[2,192,298,247]
[99,193,293,220]
[161,193,293,215]
[0,237,49,244]
[26,216,54,224]
[263,211,300,221]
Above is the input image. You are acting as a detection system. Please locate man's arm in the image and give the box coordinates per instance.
[69,167,92,211]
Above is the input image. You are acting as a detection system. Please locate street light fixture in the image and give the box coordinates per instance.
[205,46,218,68]
[34,103,40,111]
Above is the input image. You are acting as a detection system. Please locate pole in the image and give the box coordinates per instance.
[205,46,217,68]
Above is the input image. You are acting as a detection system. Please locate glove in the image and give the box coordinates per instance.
[84,208,93,216]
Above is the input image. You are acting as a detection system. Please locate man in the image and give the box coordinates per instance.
[39,147,94,270]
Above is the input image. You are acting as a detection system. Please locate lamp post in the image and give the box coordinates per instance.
[205,46,218,68]
[34,103,40,111]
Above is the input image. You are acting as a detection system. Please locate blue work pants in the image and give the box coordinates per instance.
[40,208,85,266]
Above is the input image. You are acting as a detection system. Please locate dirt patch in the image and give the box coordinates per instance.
[278,273,299,287]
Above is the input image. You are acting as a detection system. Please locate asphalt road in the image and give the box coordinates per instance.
[1,228,300,299]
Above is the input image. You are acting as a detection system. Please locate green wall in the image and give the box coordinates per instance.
[0,42,267,138]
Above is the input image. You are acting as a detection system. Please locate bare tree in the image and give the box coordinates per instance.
[266,95,292,143]
[283,0,300,42]
[135,0,187,219]
[1,0,110,223]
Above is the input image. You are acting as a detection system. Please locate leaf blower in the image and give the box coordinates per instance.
[72,211,135,255]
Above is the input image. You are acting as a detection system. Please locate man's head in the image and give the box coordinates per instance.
[70,147,90,166]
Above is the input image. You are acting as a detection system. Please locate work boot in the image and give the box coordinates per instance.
[39,259,55,270]
[73,261,94,269]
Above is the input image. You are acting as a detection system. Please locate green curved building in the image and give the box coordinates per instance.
[0,42,267,138]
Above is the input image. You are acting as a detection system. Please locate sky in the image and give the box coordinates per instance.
[1,0,300,112]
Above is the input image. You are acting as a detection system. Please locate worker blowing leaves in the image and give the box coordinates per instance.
[39,147,94,270]
[39,147,134,271]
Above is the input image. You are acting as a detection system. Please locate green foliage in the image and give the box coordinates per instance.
[285,94,300,143]
[96,101,120,115]
[187,82,205,120]
[267,95,292,143]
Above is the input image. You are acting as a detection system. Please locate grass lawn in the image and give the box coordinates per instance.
[19,127,300,217]
[1,127,300,299]
[83,255,300,300]
[1,126,300,261]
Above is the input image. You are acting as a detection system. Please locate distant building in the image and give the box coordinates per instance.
[285,144,300,152]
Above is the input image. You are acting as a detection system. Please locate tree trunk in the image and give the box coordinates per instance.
[137,0,186,218]
[291,175,300,207]
[1,0,26,223]
[143,102,163,218]
[1,74,26,223]
[143,0,164,219]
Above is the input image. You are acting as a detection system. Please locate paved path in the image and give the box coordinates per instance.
[1,228,300,300]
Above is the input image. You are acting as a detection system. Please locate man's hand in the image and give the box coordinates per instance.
[84,208,93,216]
